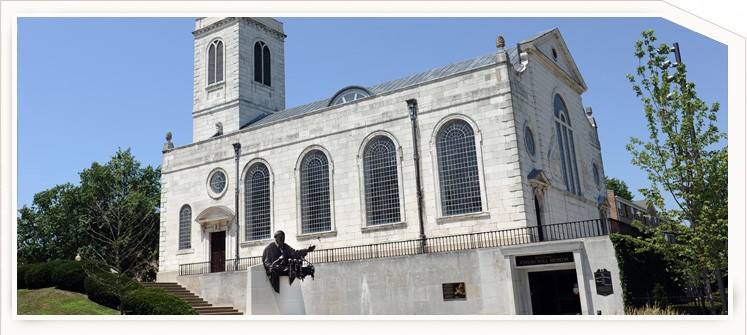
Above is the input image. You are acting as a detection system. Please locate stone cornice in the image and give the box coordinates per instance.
[193,17,286,41]
[192,17,237,37]
[240,17,287,41]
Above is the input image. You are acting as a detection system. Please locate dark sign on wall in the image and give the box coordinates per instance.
[516,252,574,267]
[442,282,466,300]
[595,269,613,296]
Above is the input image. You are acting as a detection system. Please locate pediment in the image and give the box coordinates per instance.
[527,169,550,186]
[519,28,587,93]
[195,205,235,226]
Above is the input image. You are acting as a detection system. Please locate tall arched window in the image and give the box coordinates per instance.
[300,150,331,234]
[554,94,581,195]
[207,40,224,85]
[178,205,192,250]
[254,41,271,86]
[363,136,401,226]
[436,120,482,216]
[245,163,271,241]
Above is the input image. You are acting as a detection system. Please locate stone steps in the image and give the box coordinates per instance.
[142,282,242,315]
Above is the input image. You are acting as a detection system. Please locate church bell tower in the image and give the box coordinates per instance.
[191,17,286,142]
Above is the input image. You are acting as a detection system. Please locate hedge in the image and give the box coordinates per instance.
[123,288,197,315]
[17,264,32,289]
[610,234,684,308]
[51,260,95,294]
[24,259,67,289]
[84,271,143,310]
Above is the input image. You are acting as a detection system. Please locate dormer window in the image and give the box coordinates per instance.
[254,41,271,86]
[329,86,371,106]
[207,40,224,85]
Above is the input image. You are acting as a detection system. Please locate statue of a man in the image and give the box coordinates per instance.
[262,230,315,293]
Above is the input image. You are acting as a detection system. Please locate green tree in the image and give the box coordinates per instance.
[605,176,634,201]
[17,183,87,264]
[16,148,161,314]
[626,30,727,314]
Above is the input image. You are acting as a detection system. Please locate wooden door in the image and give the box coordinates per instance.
[210,231,226,273]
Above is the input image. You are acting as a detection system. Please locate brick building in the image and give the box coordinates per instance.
[157,17,624,315]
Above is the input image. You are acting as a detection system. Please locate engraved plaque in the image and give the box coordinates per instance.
[442,282,466,300]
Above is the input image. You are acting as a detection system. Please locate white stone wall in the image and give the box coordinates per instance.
[509,41,608,230]
[160,54,533,276]
[231,236,624,315]
[159,25,608,284]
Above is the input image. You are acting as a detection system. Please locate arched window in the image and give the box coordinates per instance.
[207,40,224,85]
[254,41,271,86]
[178,205,192,250]
[363,136,401,226]
[436,120,482,216]
[300,150,331,234]
[245,163,271,241]
[554,94,581,195]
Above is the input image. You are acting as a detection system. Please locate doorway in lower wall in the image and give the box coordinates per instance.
[528,269,582,315]
[210,231,226,273]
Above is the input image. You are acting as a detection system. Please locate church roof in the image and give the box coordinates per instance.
[241,50,508,130]
[240,27,574,131]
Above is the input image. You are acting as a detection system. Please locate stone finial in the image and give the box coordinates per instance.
[496,35,505,49]
[163,131,174,152]
[585,106,593,117]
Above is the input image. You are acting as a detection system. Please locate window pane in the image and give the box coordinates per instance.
[179,206,191,250]
[245,163,271,241]
[216,41,223,83]
[436,120,482,216]
[254,42,262,82]
[208,44,216,85]
[262,45,271,86]
[300,151,331,233]
[364,137,400,225]
[209,171,226,194]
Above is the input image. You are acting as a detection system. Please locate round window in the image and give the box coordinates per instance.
[207,169,228,198]
[524,126,536,157]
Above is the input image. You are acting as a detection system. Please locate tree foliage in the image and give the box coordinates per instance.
[17,184,87,264]
[605,176,634,201]
[625,29,727,314]
[17,148,160,314]
[77,148,161,282]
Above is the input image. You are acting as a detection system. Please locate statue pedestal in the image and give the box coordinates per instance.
[246,265,307,315]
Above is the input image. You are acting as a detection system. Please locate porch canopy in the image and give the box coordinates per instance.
[195,205,235,227]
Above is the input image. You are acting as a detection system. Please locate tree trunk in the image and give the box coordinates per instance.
[716,268,727,314]
[703,271,715,315]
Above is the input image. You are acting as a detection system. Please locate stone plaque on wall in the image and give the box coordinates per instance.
[442,282,466,300]
[516,252,574,267]
[595,268,613,296]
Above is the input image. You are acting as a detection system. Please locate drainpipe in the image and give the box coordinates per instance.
[232,142,241,270]
[407,99,427,254]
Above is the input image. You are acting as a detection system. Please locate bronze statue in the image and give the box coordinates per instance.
[262,230,316,293]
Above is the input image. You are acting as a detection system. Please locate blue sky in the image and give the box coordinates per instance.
[17,16,728,213]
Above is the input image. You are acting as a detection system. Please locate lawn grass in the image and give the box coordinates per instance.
[17,288,118,315]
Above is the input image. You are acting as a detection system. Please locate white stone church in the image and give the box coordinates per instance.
[157,17,625,315]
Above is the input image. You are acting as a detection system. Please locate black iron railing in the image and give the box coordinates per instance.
[178,218,639,276]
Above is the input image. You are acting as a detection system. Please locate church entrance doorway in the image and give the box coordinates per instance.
[210,231,226,273]
[528,269,581,315]
[534,196,544,241]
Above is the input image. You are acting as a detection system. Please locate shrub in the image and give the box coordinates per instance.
[17,264,32,289]
[123,288,197,315]
[24,260,66,289]
[84,271,143,311]
[652,283,669,309]
[51,260,95,294]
